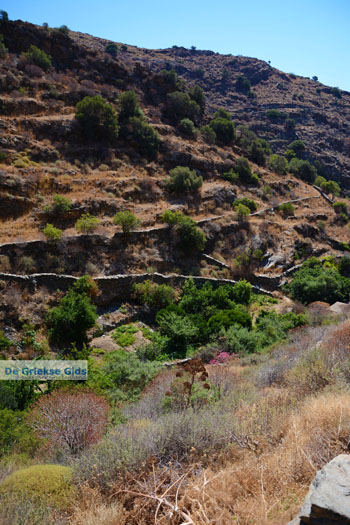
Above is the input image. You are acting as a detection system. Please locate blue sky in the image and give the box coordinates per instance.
[3,0,350,91]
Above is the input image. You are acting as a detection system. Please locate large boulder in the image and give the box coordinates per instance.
[290,454,350,524]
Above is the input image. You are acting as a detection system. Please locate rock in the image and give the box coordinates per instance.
[330,302,350,314]
[289,454,350,524]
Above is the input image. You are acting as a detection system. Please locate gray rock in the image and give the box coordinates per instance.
[289,454,350,524]
[330,302,350,314]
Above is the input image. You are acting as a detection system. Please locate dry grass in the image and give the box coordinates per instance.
[180,391,350,524]
[69,485,126,525]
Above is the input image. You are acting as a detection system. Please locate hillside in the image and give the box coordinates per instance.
[2,15,350,525]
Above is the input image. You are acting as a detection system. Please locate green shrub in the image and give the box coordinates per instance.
[105,43,118,57]
[255,310,307,348]
[129,117,161,158]
[235,203,250,220]
[118,90,143,121]
[320,179,341,197]
[269,154,288,175]
[209,116,235,144]
[236,125,271,167]
[0,409,37,457]
[287,258,350,304]
[112,324,138,347]
[284,118,296,133]
[278,202,295,217]
[23,45,51,71]
[222,168,239,184]
[189,85,205,112]
[0,330,11,350]
[46,276,98,348]
[103,349,160,402]
[75,212,99,233]
[232,279,252,305]
[236,74,251,92]
[287,139,306,157]
[200,125,216,144]
[233,198,257,212]
[44,194,72,216]
[165,166,203,193]
[234,157,259,185]
[164,91,201,123]
[288,158,317,183]
[265,109,286,121]
[178,118,197,137]
[221,325,259,354]
[0,465,74,510]
[113,210,140,233]
[75,95,119,141]
[207,307,252,332]
[161,210,206,252]
[133,280,176,309]
[157,311,199,355]
[43,223,62,243]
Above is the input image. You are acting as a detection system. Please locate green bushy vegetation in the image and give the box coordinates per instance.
[278,202,295,217]
[133,280,176,309]
[75,95,119,141]
[269,154,288,175]
[43,223,62,243]
[161,210,206,252]
[105,43,118,57]
[178,118,197,137]
[236,125,271,166]
[208,109,235,144]
[43,194,72,216]
[75,212,100,233]
[23,45,51,71]
[200,124,216,144]
[113,210,140,233]
[0,465,74,510]
[46,276,98,349]
[112,324,138,347]
[165,166,203,194]
[233,197,257,212]
[289,158,317,183]
[287,257,350,304]
[164,91,201,124]
[129,117,161,158]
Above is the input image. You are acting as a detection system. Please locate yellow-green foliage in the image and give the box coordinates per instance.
[0,464,74,509]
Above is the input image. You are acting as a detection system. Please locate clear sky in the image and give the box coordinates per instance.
[3,0,350,92]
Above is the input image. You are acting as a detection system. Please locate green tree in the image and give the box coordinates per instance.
[118,90,143,121]
[133,280,176,309]
[129,117,161,158]
[289,158,317,183]
[209,116,235,145]
[278,202,295,217]
[162,210,206,252]
[235,203,250,220]
[165,166,203,194]
[23,45,51,71]
[269,154,288,175]
[200,125,216,144]
[164,91,201,123]
[75,213,100,234]
[105,43,118,57]
[236,74,251,92]
[113,210,141,233]
[46,276,98,348]
[178,118,197,137]
[43,223,62,243]
[75,95,119,141]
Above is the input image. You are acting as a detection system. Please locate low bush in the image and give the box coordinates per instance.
[111,324,138,347]
[164,91,201,124]
[269,154,288,175]
[105,43,118,57]
[75,95,119,142]
[234,157,259,185]
[165,166,203,194]
[161,210,206,252]
[75,212,100,233]
[133,280,176,309]
[129,117,161,158]
[44,194,72,216]
[278,202,295,217]
[113,210,140,233]
[233,198,257,212]
[23,45,51,71]
[0,409,37,457]
[235,203,250,220]
[209,112,235,144]
[118,90,143,121]
[200,125,216,144]
[178,118,197,137]
[43,223,62,243]
[288,158,317,183]
[0,465,74,510]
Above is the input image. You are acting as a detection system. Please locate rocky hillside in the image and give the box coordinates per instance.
[1,17,350,327]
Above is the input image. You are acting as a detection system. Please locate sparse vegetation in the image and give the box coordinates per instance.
[113,210,140,233]
[23,45,51,71]
[75,213,100,234]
